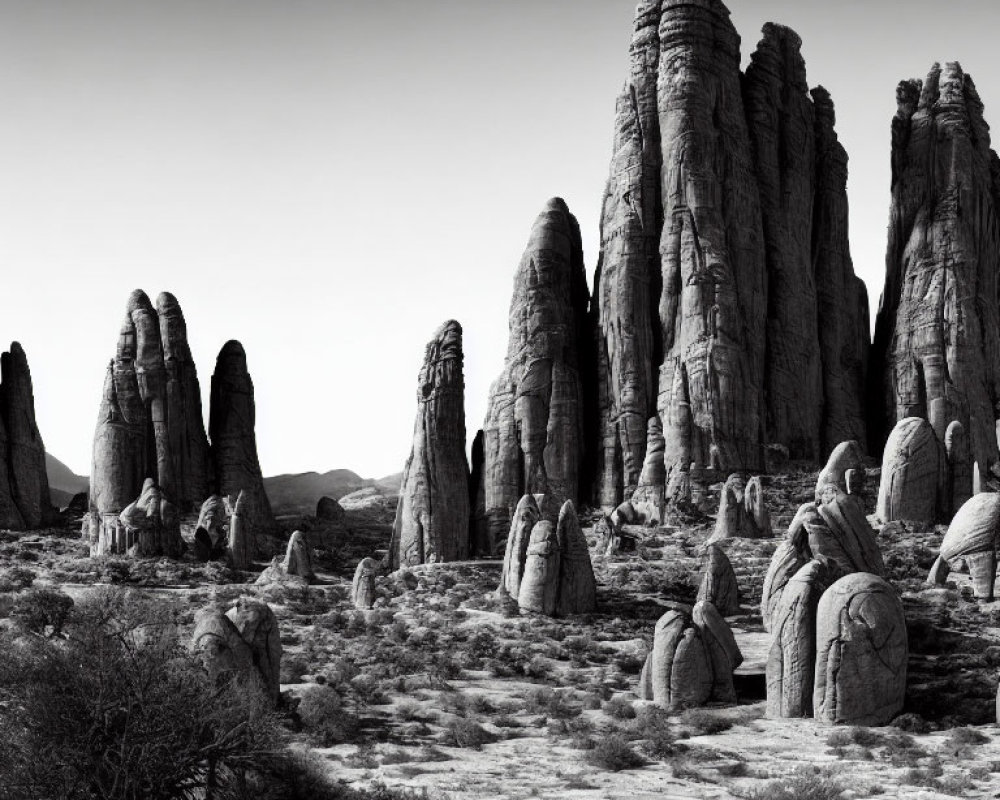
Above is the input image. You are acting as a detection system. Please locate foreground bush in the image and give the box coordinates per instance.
[0,587,341,800]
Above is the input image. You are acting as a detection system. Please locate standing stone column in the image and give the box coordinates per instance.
[390,321,470,568]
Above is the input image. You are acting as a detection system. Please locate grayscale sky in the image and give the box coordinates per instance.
[1,0,998,479]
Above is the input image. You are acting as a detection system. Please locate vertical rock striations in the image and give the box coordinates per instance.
[482,199,591,545]
[390,321,470,568]
[209,340,275,542]
[870,62,1000,474]
[89,291,216,540]
[594,1,868,508]
[0,343,56,528]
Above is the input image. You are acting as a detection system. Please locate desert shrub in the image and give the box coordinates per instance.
[10,586,74,636]
[297,685,359,746]
[746,774,844,800]
[947,726,989,746]
[585,734,645,771]
[350,674,387,707]
[427,652,463,686]
[892,713,931,734]
[631,706,681,759]
[0,566,36,593]
[0,586,285,800]
[443,719,495,750]
[680,708,733,735]
[281,654,311,683]
[604,696,637,720]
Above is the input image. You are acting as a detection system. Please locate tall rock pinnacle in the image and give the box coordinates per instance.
[593,0,868,507]
[390,320,470,568]
[90,290,211,517]
[209,340,275,537]
[869,62,1000,474]
[0,343,56,528]
[481,199,593,546]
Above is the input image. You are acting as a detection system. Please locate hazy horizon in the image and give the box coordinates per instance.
[3,0,1000,480]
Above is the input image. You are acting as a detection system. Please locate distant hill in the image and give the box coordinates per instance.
[46,453,89,496]
[263,469,403,515]
[44,451,402,516]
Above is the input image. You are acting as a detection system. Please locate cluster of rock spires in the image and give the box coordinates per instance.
[498,495,596,617]
[0,343,56,529]
[85,290,273,561]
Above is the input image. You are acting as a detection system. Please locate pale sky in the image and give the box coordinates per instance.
[1,0,998,479]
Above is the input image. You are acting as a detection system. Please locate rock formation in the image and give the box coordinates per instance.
[228,490,253,571]
[316,496,345,522]
[766,557,841,718]
[390,321,470,569]
[0,344,56,528]
[813,573,907,726]
[696,544,740,616]
[209,340,275,540]
[790,490,885,578]
[195,494,230,556]
[282,530,314,582]
[352,557,379,610]
[928,492,1000,600]
[594,2,868,508]
[630,417,666,524]
[502,497,596,617]
[225,597,282,705]
[869,62,1000,475]
[640,602,742,709]
[468,430,490,557]
[90,291,211,522]
[192,609,254,686]
[876,417,945,525]
[815,440,865,500]
[708,474,771,543]
[498,494,541,600]
[945,421,973,518]
[482,200,591,543]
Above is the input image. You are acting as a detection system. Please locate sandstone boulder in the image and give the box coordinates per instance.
[555,501,597,616]
[696,544,740,616]
[282,530,314,582]
[192,609,254,687]
[813,573,907,726]
[815,440,865,500]
[390,321,470,568]
[766,557,841,718]
[226,597,282,705]
[945,420,973,518]
[227,490,253,571]
[646,602,742,710]
[498,494,540,600]
[928,492,1000,600]
[196,494,230,553]
[315,495,345,523]
[709,474,770,543]
[876,417,945,525]
[517,520,560,616]
[352,557,379,610]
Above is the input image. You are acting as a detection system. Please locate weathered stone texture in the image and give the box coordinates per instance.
[929,492,1000,599]
[227,490,253,571]
[766,558,840,718]
[647,602,742,710]
[876,417,945,525]
[593,3,868,508]
[352,557,379,610]
[282,530,314,582]
[482,200,591,542]
[90,291,211,518]
[869,63,1000,475]
[390,321,470,568]
[696,544,740,616]
[209,340,274,538]
[814,573,907,726]
[709,474,771,543]
[225,597,282,705]
[815,440,865,500]
[316,495,345,522]
[630,416,666,524]
[945,420,973,518]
